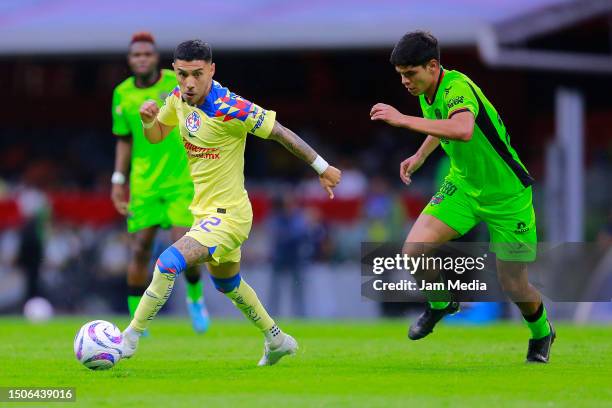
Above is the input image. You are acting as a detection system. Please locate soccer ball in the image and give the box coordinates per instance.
[74,320,123,370]
[23,297,54,323]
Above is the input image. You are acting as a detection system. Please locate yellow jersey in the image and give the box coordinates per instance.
[157,80,276,218]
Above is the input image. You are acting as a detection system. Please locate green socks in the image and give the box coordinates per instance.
[186,280,203,303]
[127,295,142,318]
[524,303,551,339]
[423,274,451,310]
[429,301,450,310]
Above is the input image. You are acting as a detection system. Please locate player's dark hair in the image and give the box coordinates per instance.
[390,31,440,67]
[174,40,213,62]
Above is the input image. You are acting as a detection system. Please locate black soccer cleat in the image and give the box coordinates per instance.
[408,302,460,340]
[526,323,556,363]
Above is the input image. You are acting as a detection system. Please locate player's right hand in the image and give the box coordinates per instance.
[319,166,342,199]
[111,184,129,216]
[139,100,159,124]
[399,153,425,186]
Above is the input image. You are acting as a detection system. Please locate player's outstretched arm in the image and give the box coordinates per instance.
[399,135,439,186]
[370,103,474,141]
[268,121,341,199]
[140,100,175,144]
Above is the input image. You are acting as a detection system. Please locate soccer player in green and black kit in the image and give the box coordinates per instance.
[111,32,209,333]
[371,31,555,363]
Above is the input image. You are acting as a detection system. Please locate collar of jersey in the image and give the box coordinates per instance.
[425,67,445,106]
[196,80,224,117]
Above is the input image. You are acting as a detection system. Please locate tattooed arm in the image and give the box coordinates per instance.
[268,120,342,199]
[268,121,318,164]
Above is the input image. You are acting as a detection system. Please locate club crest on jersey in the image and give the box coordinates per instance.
[429,193,445,206]
[185,111,201,132]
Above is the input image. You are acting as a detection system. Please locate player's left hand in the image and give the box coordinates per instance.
[319,166,342,199]
[370,103,407,127]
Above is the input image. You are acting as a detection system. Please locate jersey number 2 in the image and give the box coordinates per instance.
[199,216,221,232]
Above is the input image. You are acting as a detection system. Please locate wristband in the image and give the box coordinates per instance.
[310,155,329,175]
[111,171,126,185]
[141,119,156,129]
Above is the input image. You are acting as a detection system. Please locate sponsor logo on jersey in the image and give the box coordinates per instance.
[447,96,465,110]
[250,109,267,133]
[183,141,220,159]
[514,221,530,234]
[444,86,452,96]
[185,111,201,132]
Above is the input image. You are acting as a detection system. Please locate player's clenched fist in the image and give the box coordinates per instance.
[139,100,159,124]
[319,166,342,199]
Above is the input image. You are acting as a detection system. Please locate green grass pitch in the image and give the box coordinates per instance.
[1,317,611,407]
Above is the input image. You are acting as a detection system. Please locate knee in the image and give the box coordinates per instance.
[132,237,153,263]
[210,274,241,293]
[155,246,188,280]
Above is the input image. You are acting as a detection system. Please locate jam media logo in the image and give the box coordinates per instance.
[185,111,201,132]
[514,221,530,234]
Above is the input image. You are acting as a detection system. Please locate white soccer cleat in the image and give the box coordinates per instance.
[120,329,140,359]
[257,333,298,366]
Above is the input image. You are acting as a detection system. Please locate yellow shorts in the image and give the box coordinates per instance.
[185,201,253,266]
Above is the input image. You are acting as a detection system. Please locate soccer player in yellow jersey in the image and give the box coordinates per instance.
[121,40,341,366]
[111,32,209,334]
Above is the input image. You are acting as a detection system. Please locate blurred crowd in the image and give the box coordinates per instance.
[0,154,421,314]
[2,128,612,315]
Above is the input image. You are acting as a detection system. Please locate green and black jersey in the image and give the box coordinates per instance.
[419,68,533,200]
